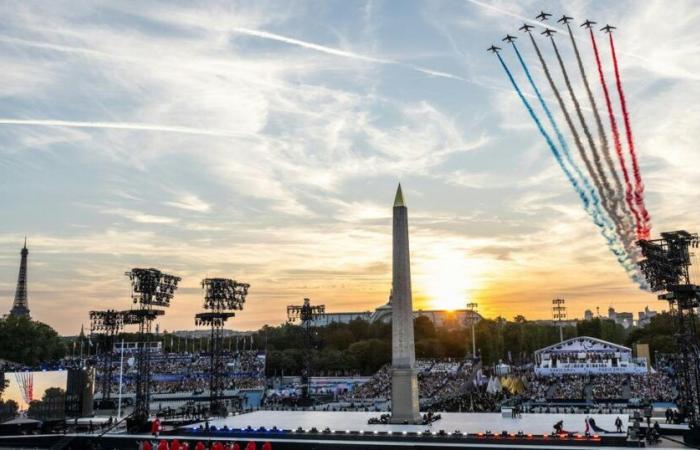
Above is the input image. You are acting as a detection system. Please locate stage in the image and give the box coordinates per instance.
[0,412,657,449]
[195,411,629,435]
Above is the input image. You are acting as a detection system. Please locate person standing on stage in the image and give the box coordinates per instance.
[152,418,162,438]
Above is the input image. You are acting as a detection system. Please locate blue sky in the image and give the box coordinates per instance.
[1,0,699,334]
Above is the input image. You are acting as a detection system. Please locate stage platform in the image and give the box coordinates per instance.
[196,411,629,435]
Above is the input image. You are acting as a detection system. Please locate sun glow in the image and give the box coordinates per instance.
[416,244,487,311]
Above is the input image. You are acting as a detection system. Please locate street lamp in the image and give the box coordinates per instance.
[465,302,479,358]
[552,298,566,342]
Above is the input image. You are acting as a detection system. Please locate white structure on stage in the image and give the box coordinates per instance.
[534,336,648,375]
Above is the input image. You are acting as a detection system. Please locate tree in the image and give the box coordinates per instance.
[0,398,18,421]
[348,339,390,374]
[414,316,436,340]
[0,316,66,365]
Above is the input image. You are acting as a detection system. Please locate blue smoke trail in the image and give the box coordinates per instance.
[497,52,640,282]
[511,43,633,264]
[496,53,586,208]
[520,37,635,268]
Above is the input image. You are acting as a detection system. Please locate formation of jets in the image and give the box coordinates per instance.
[488,12,616,53]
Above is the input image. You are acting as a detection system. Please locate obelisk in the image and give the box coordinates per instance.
[390,184,421,424]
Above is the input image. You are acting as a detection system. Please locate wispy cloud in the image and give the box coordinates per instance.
[0,119,260,138]
[102,208,178,224]
[164,194,211,213]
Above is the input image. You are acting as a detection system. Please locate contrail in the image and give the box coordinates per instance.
[512,40,634,273]
[527,34,611,232]
[0,119,260,138]
[547,35,607,209]
[496,53,586,207]
[608,32,651,239]
[565,23,638,259]
[511,42,591,200]
[548,33,635,259]
[496,51,640,284]
[0,31,472,87]
[588,29,643,239]
[231,27,391,64]
[231,27,471,82]
[566,25,628,219]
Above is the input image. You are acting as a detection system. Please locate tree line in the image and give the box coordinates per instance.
[0,311,680,377]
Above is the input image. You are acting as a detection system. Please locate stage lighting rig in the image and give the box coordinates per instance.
[287,297,326,324]
[195,278,250,417]
[89,309,126,401]
[123,267,180,430]
[125,268,181,308]
[552,298,567,342]
[638,231,700,440]
[286,298,325,404]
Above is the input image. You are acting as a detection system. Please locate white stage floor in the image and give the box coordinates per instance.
[196,411,628,435]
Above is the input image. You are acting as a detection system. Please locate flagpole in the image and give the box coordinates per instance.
[117,339,125,420]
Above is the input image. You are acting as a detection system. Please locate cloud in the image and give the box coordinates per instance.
[102,208,178,224]
[164,194,211,213]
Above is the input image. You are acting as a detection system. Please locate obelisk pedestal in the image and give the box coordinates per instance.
[389,184,421,424]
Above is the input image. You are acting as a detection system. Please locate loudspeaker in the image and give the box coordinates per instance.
[65,368,95,417]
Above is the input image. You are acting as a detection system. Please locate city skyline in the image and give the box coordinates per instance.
[1,0,699,335]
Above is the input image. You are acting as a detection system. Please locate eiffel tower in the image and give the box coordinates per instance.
[9,238,30,318]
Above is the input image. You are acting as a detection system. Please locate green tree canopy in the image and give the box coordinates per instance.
[0,316,66,366]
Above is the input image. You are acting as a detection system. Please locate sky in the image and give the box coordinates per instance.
[1,0,699,335]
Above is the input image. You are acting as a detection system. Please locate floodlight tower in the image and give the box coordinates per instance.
[287,298,325,403]
[638,231,700,439]
[123,268,180,429]
[465,302,479,357]
[89,309,126,402]
[552,298,566,342]
[195,278,250,416]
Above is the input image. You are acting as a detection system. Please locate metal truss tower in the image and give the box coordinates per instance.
[124,268,180,429]
[195,278,249,416]
[89,309,126,403]
[638,231,700,439]
[287,298,325,403]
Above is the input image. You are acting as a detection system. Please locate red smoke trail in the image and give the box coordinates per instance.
[589,29,644,239]
[609,33,651,239]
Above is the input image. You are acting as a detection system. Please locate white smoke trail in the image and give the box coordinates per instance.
[0,119,257,138]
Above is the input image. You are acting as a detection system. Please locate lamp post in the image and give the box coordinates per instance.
[552,298,566,342]
[466,302,479,358]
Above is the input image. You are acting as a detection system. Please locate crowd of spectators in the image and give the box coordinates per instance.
[521,373,676,402]
[349,359,475,403]
[628,373,675,402]
[92,351,266,395]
